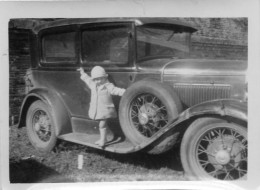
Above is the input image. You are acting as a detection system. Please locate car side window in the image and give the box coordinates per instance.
[42,31,76,63]
[136,26,191,60]
[82,24,130,66]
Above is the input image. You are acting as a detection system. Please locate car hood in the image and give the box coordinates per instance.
[163,59,247,76]
[138,58,247,76]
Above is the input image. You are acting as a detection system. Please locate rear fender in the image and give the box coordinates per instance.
[18,88,72,136]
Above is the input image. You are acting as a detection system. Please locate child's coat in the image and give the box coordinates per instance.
[80,73,125,120]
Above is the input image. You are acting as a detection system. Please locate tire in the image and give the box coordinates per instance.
[119,80,182,145]
[26,100,57,152]
[180,117,247,180]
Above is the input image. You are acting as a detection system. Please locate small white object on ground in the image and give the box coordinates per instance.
[78,154,83,169]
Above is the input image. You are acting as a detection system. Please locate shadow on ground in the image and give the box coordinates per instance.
[10,159,74,183]
[102,146,183,171]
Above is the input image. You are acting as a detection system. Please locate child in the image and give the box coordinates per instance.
[78,66,126,147]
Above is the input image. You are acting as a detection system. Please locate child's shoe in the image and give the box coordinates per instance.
[95,139,102,145]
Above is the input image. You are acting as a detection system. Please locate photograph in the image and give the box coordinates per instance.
[1,1,260,190]
[9,17,248,182]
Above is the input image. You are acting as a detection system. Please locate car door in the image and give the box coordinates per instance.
[37,25,91,119]
[80,22,137,109]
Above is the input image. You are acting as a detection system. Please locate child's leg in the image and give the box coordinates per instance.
[99,120,107,130]
[95,119,108,147]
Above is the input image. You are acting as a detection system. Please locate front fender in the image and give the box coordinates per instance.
[18,88,72,136]
[141,99,247,154]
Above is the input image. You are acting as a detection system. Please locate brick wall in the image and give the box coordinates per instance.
[9,18,248,125]
[178,18,248,60]
[9,29,31,125]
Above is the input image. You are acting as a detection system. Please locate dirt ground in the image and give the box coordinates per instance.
[9,125,186,183]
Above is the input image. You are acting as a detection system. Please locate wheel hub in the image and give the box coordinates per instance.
[33,111,51,142]
[34,123,40,131]
[138,113,149,125]
[37,115,50,132]
[207,135,242,169]
[138,103,158,125]
[215,150,230,165]
[130,94,169,138]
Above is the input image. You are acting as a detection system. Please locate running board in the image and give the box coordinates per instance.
[58,133,137,153]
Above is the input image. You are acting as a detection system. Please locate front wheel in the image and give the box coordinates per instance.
[26,100,57,152]
[119,80,182,145]
[180,117,247,180]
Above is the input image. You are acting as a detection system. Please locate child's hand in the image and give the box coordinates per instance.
[77,67,84,75]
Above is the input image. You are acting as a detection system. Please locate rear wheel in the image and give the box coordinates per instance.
[181,117,247,180]
[26,100,57,152]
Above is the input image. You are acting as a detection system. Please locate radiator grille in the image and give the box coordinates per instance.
[173,83,231,107]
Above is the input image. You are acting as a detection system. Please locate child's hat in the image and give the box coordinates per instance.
[91,66,108,79]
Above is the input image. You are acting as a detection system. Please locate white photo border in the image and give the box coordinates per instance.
[1,0,259,190]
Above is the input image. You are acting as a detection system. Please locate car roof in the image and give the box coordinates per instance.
[33,17,197,33]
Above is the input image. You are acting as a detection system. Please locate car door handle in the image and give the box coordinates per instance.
[129,74,134,82]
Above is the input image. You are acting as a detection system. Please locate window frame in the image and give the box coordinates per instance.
[80,22,134,68]
[39,25,80,67]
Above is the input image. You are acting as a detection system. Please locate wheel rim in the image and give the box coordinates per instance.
[196,126,247,180]
[129,93,168,138]
[32,109,52,142]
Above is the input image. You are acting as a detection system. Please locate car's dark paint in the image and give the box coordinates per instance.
[19,88,72,136]
[18,18,247,154]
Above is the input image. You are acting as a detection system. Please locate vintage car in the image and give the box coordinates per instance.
[17,18,247,180]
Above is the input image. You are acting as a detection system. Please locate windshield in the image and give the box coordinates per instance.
[136,25,192,60]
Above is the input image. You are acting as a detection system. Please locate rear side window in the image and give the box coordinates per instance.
[82,24,130,65]
[42,31,76,63]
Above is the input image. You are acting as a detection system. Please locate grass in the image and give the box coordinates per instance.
[9,126,186,183]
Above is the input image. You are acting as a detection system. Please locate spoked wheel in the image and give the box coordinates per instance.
[26,100,57,152]
[32,110,52,142]
[119,80,182,145]
[130,93,168,138]
[181,118,247,180]
[200,127,247,180]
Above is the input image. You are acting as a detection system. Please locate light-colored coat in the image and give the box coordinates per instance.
[80,73,125,120]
